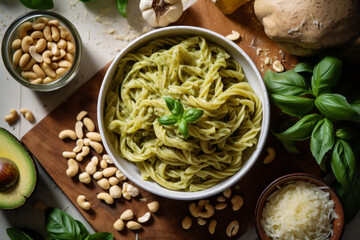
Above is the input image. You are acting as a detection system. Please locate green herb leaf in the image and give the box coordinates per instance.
[6,228,34,240]
[315,93,360,122]
[164,97,176,112]
[335,127,355,140]
[269,94,315,117]
[264,69,311,96]
[183,108,204,123]
[331,139,356,191]
[294,62,313,74]
[311,56,342,96]
[172,99,184,117]
[273,113,321,141]
[19,0,54,9]
[178,118,188,139]
[85,232,113,240]
[75,220,89,238]
[115,0,128,18]
[158,115,179,126]
[310,118,335,168]
[45,208,81,240]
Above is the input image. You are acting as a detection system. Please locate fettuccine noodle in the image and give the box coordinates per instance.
[104,36,262,191]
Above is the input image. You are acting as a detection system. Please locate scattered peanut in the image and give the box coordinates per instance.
[62,151,76,159]
[20,108,35,122]
[208,219,217,235]
[4,109,19,124]
[78,172,91,184]
[65,158,79,177]
[126,221,142,230]
[113,219,125,231]
[109,185,122,199]
[90,141,104,154]
[83,117,95,132]
[226,30,241,41]
[76,146,90,161]
[226,220,240,237]
[97,178,110,190]
[86,132,101,142]
[76,110,88,121]
[231,195,244,211]
[223,188,232,198]
[93,171,103,180]
[58,129,76,140]
[73,139,84,153]
[108,176,119,186]
[272,60,285,72]
[215,202,228,210]
[75,121,84,139]
[97,192,114,205]
[103,167,117,178]
[138,212,151,223]
[120,209,134,220]
[197,218,206,226]
[77,195,91,210]
[263,147,276,164]
[182,216,192,230]
[147,201,160,213]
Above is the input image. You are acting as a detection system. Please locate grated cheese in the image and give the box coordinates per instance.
[261,181,337,240]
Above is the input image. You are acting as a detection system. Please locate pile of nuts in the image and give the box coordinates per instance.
[12,17,75,84]
[58,110,160,233]
[182,187,244,237]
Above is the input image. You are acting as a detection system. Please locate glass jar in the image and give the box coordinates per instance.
[1,11,82,92]
[215,0,251,15]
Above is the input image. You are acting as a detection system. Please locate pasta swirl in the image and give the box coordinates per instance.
[104,36,262,191]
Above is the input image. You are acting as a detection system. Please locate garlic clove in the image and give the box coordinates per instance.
[140,0,184,27]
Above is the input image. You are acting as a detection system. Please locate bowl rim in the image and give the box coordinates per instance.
[254,172,345,240]
[1,10,82,92]
[97,25,270,200]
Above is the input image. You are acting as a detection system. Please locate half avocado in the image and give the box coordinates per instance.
[0,128,37,209]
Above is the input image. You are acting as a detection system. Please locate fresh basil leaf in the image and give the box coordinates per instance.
[315,93,360,122]
[273,113,321,141]
[311,56,342,96]
[294,62,313,74]
[7,228,34,240]
[172,99,184,117]
[116,0,128,18]
[75,220,89,238]
[334,178,360,223]
[85,232,113,240]
[158,115,178,126]
[164,97,175,112]
[45,208,81,240]
[178,118,188,139]
[335,127,355,140]
[264,69,311,96]
[310,118,335,168]
[19,0,54,9]
[331,139,356,190]
[183,108,204,123]
[269,94,315,117]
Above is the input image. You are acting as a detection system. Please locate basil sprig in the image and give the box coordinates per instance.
[158,97,204,139]
[7,208,113,240]
[265,55,360,222]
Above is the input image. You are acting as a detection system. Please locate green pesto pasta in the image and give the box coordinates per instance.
[104,36,262,191]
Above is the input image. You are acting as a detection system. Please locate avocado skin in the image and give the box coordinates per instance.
[0,128,38,210]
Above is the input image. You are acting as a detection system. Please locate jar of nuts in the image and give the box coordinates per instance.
[1,11,82,91]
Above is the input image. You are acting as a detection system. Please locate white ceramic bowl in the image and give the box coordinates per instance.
[97,26,270,200]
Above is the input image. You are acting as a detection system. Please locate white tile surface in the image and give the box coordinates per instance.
[0,0,359,239]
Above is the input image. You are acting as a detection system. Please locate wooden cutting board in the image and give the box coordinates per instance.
[22,1,323,239]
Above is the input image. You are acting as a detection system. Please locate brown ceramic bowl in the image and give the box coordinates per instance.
[254,173,344,240]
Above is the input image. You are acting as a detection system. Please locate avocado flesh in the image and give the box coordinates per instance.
[0,128,37,209]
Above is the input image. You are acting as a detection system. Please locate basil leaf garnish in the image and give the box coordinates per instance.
[331,139,356,191]
[183,108,204,123]
[270,94,315,117]
[178,118,188,139]
[310,118,335,168]
[315,93,360,122]
[273,113,321,141]
[311,56,342,96]
[45,208,82,240]
[158,115,179,126]
[19,0,54,9]
[264,69,311,96]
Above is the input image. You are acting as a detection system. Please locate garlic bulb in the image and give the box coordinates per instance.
[140,0,184,27]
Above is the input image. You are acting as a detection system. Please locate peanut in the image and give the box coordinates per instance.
[4,109,19,125]
[20,108,35,122]
[77,195,91,210]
